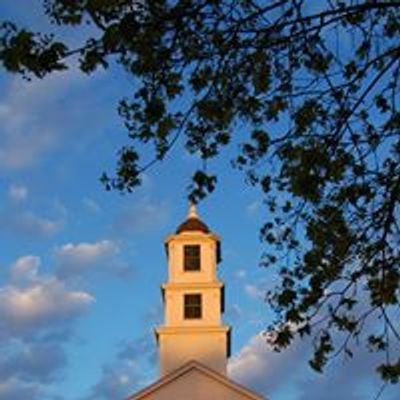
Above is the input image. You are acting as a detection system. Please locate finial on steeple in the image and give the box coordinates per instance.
[176,203,209,233]
[188,202,199,219]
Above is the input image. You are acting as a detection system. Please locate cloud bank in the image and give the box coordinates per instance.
[0,254,95,400]
[228,333,399,400]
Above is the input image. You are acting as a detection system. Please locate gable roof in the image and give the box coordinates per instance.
[127,360,265,400]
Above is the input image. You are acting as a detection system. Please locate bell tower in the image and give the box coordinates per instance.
[156,204,231,376]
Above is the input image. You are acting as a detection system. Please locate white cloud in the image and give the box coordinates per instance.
[0,127,55,170]
[0,277,94,337]
[0,59,112,173]
[225,303,242,322]
[228,333,307,396]
[0,69,85,171]
[83,197,101,213]
[85,334,157,400]
[0,86,56,170]
[0,210,64,237]
[0,190,66,238]
[234,269,247,279]
[55,240,119,278]
[228,332,400,400]
[56,240,118,265]
[21,212,63,235]
[19,211,63,236]
[85,364,142,400]
[10,256,40,282]
[0,253,95,400]
[0,341,66,383]
[112,199,170,236]
[245,284,265,300]
[8,184,28,202]
[0,378,43,400]
[228,334,270,383]
[246,200,262,215]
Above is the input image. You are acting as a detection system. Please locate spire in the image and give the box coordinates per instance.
[157,203,229,377]
[188,202,199,219]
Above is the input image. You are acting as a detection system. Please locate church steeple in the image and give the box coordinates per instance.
[128,204,265,400]
[156,205,230,376]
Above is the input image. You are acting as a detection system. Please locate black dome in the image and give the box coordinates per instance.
[176,217,210,234]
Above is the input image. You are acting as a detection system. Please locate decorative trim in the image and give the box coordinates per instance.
[155,325,230,335]
[161,281,223,290]
[165,232,221,243]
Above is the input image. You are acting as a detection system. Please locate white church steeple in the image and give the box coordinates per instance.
[155,204,230,376]
[128,205,265,400]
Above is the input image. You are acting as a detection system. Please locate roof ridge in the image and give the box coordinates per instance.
[127,360,265,400]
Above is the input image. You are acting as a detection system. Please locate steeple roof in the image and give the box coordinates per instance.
[176,203,210,234]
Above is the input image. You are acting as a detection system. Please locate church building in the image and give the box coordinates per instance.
[128,205,265,400]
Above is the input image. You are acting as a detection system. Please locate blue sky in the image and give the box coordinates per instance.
[0,2,398,400]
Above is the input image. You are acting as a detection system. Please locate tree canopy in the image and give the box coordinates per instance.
[1,0,399,385]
